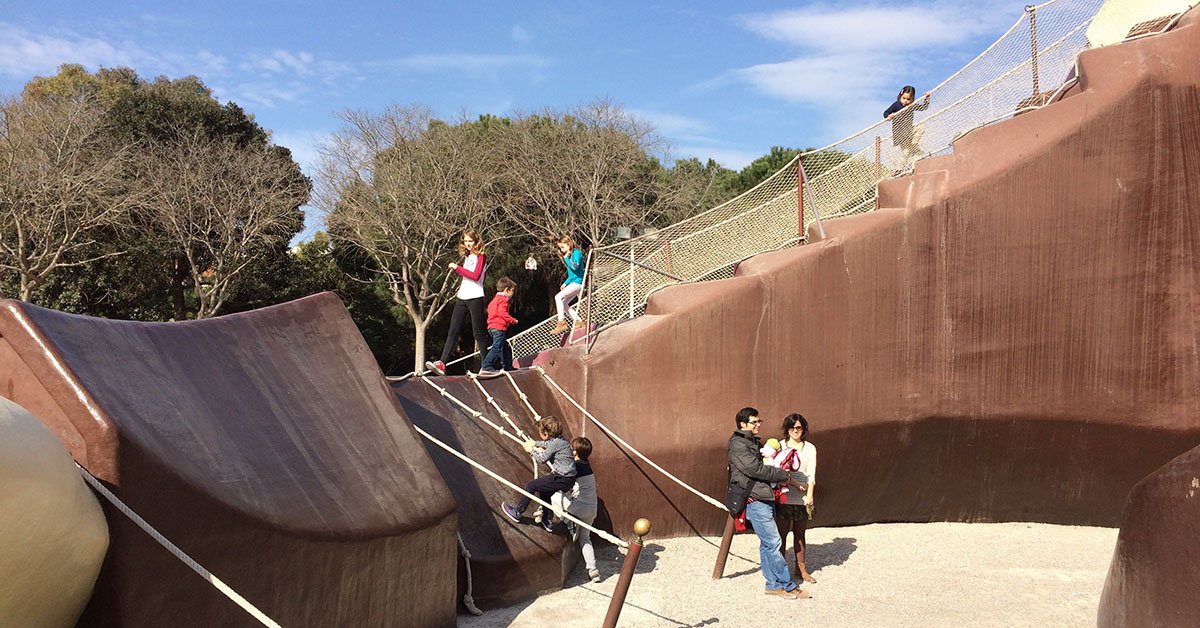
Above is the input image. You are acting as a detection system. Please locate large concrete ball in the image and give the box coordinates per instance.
[0,397,109,628]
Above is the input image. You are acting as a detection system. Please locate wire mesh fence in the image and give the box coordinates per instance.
[470,0,1195,368]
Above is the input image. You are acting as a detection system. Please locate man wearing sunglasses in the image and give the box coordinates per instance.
[727,407,810,600]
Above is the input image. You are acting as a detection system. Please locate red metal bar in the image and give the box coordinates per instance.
[664,240,673,276]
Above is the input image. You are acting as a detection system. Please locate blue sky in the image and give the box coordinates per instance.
[0,1,1037,240]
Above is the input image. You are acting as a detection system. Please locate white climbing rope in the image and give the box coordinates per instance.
[76,464,283,628]
[500,369,545,478]
[418,375,526,446]
[536,366,730,512]
[413,424,629,549]
[503,369,542,423]
[456,533,483,616]
[467,372,531,441]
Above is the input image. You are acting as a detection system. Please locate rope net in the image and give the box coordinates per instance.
[487,0,1192,365]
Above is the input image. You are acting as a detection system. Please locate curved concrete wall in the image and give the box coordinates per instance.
[1097,442,1200,627]
[0,293,458,627]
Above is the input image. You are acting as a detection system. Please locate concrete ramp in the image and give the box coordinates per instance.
[0,292,458,627]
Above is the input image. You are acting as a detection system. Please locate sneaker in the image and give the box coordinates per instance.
[425,361,445,376]
[588,569,601,583]
[541,514,556,532]
[565,519,577,538]
[477,369,501,378]
[501,502,522,523]
[551,320,569,334]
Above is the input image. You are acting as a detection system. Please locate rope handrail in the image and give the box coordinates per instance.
[412,423,629,548]
[536,367,728,512]
[77,464,283,628]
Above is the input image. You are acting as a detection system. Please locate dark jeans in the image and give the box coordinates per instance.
[515,472,577,514]
[481,328,513,371]
[439,297,490,367]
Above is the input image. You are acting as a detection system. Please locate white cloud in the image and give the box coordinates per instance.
[627,108,712,140]
[240,50,317,76]
[671,145,762,171]
[740,4,1002,53]
[0,22,149,78]
[210,81,303,110]
[725,2,1017,139]
[390,53,550,73]
[511,25,531,44]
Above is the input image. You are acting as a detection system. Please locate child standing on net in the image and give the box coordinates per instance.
[480,276,518,375]
[502,416,576,529]
[550,437,602,583]
[883,85,931,165]
[551,236,584,335]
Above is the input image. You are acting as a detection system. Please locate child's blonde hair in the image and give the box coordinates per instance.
[458,229,485,256]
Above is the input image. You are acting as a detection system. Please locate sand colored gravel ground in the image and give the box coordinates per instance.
[458,522,1117,628]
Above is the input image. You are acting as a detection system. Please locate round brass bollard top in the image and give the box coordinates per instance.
[634,518,651,538]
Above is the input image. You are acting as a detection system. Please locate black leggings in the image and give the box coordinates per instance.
[440,297,491,366]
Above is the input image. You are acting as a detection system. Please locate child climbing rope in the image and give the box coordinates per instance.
[501,416,576,528]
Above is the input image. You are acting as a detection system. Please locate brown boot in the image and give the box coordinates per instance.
[799,562,817,584]
[551,320,569,334]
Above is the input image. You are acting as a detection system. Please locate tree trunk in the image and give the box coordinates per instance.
[171,256,188,321]
[413,321,428,373]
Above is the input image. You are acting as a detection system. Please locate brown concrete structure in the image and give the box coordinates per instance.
[0,293,458,627]
[1097,442,1200,628]
[535,3,1200,549]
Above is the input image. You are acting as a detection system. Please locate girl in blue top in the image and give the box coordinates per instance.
[552,235,584,335]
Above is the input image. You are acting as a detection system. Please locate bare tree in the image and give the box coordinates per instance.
[135,130,308,318]
[316,105,505,371]
[0,92,138,301]
[497,99,665,247]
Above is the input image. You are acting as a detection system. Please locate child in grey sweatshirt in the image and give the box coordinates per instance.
[501,415,576,530]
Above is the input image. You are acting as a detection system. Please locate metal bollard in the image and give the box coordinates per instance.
[601,518,651,628]
[711,516,735,579]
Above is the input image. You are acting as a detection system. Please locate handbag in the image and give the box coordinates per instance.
[724,466,757,516]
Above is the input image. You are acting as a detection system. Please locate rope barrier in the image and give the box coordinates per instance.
[413,423,629,548]
[418,375,525,446]
[76,464,283,628]
[457,533,483,616]
[536,367,729,512]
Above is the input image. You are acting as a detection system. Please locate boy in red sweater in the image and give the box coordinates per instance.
[480,276,518,375]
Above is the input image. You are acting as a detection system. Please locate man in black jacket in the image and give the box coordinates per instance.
[727,407,809,599]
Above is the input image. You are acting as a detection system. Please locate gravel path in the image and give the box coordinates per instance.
[458,522,1117,628]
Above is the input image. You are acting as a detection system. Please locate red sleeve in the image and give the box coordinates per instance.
[498,298,517,324]
[453,254,486,281]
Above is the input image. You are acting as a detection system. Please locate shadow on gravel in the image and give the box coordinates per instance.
[632,543,664,574]
[807,537,858,571]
